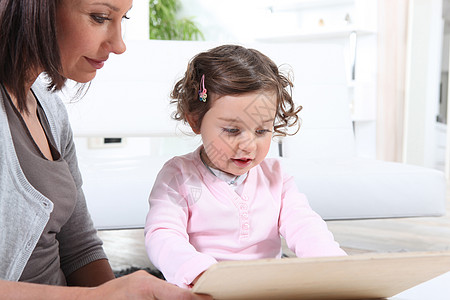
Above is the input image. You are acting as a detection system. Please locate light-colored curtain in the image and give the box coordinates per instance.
[376,0,409,162]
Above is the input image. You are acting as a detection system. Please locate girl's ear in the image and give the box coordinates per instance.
[186,114,201,134]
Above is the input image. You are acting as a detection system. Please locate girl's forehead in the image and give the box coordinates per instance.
[212,91,277,105]
[210,92,277,120]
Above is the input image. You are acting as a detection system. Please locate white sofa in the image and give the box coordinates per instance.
[63,40,447,229]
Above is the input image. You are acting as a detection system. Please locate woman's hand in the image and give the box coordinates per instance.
[1,272,212,300]
[86,270,212,300]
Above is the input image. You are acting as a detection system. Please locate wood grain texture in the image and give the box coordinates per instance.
[192,252,450,300]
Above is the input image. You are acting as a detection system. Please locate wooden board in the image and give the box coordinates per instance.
[192,251,450,300]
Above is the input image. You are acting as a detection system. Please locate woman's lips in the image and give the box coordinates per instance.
[85,57,106,69]
[232,158,253,168]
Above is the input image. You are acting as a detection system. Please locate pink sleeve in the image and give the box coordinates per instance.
[278,170,347,258]
[144,161,217,288]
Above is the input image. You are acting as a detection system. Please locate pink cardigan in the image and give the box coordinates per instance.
[145,147,346,288]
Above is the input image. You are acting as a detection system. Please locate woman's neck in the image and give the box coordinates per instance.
[5,86,38,117]
[3,71,40,115]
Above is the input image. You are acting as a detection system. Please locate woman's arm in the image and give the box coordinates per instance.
[55,111,114,284]
[0,279,86,300]
[0,271,212,300]
[66,259,114,287]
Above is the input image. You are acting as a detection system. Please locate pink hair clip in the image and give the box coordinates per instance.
[198,74,207,102]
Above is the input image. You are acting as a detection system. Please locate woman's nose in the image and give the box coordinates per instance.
[112,36,126,54]
[105,24,127,55]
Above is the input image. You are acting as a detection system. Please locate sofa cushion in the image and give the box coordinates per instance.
[282,157,446,220]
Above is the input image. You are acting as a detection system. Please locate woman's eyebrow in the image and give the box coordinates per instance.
[91,2,120,12]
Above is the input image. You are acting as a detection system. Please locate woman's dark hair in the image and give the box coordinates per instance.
[0,0,65,113]
[171,44,302,136]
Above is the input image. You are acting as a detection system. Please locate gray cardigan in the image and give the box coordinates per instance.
[0,79,107,281]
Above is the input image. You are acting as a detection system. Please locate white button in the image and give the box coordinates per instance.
[25,240,33,250]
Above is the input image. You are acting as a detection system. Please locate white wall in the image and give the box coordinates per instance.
[123,0,149,40]
[403,0,443,168]
[93,0,448,167]
[178,0,379,159]
[178,0,274,42]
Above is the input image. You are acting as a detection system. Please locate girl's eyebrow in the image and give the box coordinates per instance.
[262,118,275,123]
[218,117,274,124]
[218,117,240,123]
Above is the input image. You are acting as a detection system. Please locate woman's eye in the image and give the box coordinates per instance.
[222,128,240,135]
[90,14,111,24]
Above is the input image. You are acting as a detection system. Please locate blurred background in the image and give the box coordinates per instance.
[123,0,449,175]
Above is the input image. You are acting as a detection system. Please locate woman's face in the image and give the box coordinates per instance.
[56,0,132,82]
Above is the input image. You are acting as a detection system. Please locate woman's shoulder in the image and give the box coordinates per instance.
[32,78,64,106]
[32,78,72,151]
[32,78,68,123]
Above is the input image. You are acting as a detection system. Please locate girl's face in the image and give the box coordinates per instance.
[197,92,277,177]
[56,0,132,82]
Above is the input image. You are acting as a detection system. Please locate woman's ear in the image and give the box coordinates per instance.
[186,114,201,134]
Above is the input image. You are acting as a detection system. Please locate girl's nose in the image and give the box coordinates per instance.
[238,132,257,153]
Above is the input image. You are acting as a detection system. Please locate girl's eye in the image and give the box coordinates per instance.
[90,14,111,24]
[222,128,240,135]
[256,129,271,135]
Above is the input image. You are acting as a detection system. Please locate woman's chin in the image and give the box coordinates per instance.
[64,71,97,83]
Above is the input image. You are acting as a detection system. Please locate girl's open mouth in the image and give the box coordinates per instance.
[231,158,252,168]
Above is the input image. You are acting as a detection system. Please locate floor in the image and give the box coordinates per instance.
[98,184,450,272]
[327,184,450,255]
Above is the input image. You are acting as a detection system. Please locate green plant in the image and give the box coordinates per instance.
[149,0,204,40]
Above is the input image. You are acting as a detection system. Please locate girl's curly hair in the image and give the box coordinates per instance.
[170,44,301,136]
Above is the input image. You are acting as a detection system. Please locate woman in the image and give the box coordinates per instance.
[0,0,211,299]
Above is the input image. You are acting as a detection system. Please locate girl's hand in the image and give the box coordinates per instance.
[190,271,206,288]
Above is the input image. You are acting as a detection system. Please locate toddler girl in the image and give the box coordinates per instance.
[144,44,346,289]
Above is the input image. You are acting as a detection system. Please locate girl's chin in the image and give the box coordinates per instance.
[225,167,249,177]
